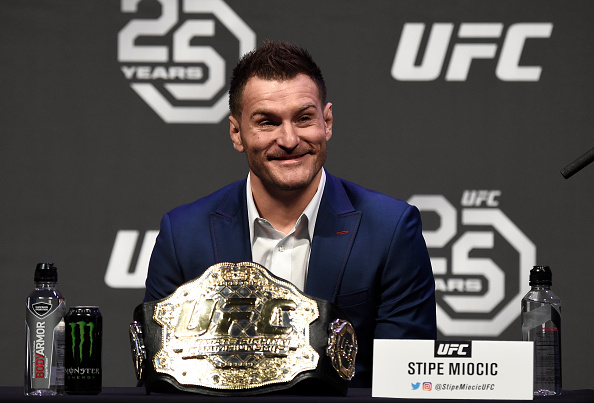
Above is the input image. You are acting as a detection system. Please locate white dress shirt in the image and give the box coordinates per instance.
[246,169,326,290]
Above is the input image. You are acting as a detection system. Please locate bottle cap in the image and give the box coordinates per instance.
[529,265,552,286]
[34,263,58,282]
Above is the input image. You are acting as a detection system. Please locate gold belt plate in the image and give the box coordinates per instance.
[152,262,320,390]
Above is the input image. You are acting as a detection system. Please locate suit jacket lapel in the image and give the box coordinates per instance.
[210,175,361,302]
[210,180,253,263]
[306,173,361,302]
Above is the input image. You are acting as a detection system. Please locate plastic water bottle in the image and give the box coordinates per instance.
[521,265,561,396]
[25,263,67,396]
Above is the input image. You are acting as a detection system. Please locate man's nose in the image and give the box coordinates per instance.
[276,122,300,149]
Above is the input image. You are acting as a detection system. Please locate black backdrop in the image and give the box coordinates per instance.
[2,0,593,389]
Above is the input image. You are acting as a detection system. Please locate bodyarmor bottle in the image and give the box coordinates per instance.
[25,263,67,396]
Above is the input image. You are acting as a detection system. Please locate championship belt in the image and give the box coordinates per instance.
[129,262,357,396]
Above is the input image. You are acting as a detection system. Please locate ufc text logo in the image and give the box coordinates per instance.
[104,230,157,288]
[434,341,472,358]
[117,0,255,123]
[392,23,553,81]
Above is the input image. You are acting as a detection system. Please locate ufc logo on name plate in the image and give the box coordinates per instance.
[434,341,472,357]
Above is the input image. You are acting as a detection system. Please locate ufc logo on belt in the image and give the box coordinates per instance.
[174,297,297,337]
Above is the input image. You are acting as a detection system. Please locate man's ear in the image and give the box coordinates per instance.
[229,115,245,153]
[323,102,333,141]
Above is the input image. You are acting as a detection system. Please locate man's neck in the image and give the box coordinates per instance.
[250,171,322,235]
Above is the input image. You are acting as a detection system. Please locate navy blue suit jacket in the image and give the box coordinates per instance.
[145,172,437,387]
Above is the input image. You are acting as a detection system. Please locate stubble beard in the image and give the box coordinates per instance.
[248,147,326,193]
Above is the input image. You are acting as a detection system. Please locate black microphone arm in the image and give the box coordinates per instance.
[560,146,594,179]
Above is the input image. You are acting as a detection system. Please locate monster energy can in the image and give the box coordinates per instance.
[64,306,102,394]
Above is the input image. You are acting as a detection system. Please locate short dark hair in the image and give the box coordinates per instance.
[229,41,327,118]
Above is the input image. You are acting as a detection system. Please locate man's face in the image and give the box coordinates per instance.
[229,74,333,193]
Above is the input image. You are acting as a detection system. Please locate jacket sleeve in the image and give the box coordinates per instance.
[374,204,437,340]
[144,212,184,302]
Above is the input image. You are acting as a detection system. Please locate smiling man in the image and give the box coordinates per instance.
[144,41,437,387]
[229,73,332,236]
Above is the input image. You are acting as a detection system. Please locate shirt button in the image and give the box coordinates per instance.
[278,245,285,252]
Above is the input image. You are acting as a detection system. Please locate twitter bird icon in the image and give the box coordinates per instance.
[411,382,421,390]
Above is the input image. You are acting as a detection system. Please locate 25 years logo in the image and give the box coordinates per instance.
[117,0,256,123]
[409,191,536,337]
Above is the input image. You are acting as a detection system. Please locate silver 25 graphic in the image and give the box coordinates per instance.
[117,0,255,123]
[409,191,536,337]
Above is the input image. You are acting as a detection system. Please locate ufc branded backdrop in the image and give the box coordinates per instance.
[2,0,593,389]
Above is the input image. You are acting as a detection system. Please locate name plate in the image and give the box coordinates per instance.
[372,340,533,400]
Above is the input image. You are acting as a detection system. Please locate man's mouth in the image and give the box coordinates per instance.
[269,152,310,161]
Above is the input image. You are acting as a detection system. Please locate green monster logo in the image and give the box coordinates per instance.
[69,321,95,362]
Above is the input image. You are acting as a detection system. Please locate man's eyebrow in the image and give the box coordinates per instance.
[250,109,272,119]
[297,103,317,113]
[250,103,318,120]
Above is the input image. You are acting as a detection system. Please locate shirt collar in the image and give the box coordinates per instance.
[247,168,326,244]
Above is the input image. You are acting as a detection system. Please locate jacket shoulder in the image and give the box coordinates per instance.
[167,179,246,222]
[330,175,413,218]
